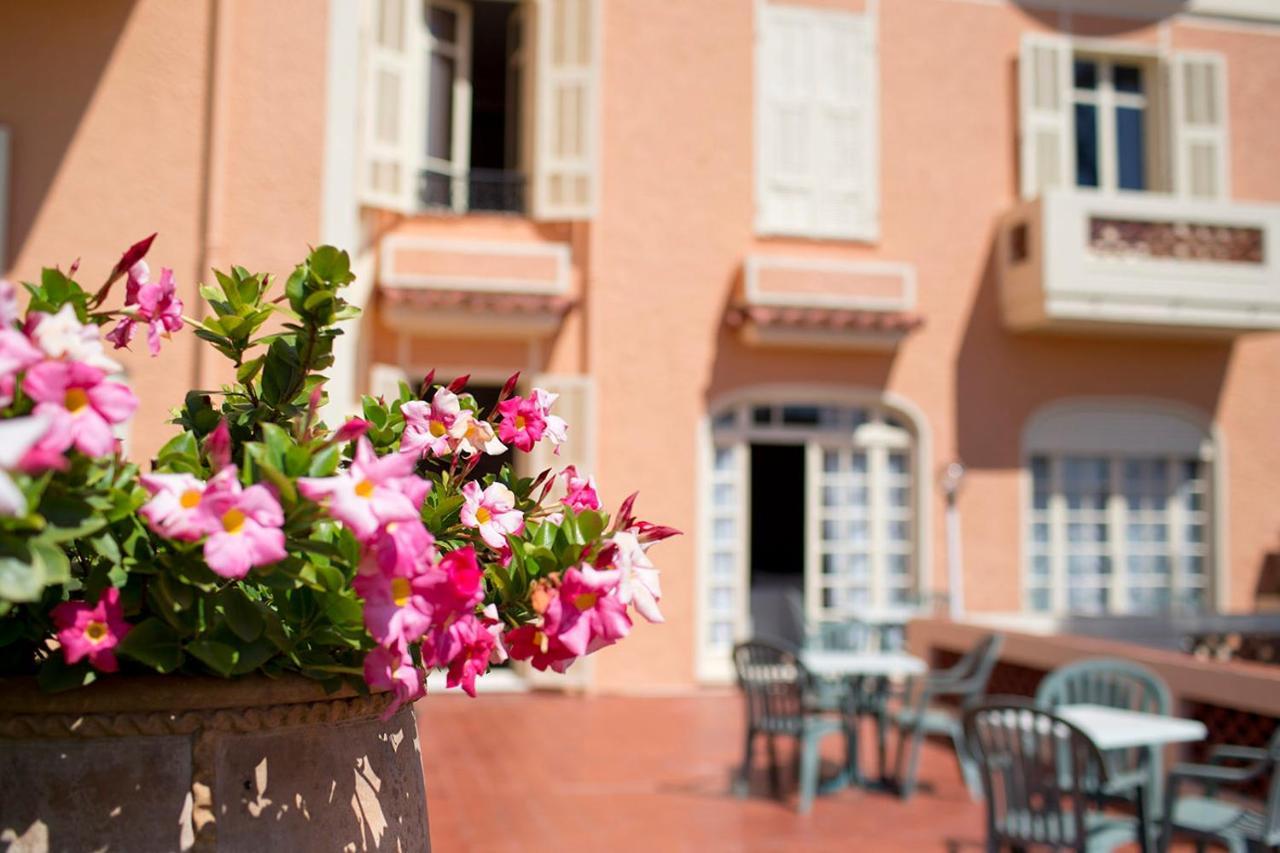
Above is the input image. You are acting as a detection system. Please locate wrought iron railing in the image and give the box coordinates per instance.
[419,168,527,214]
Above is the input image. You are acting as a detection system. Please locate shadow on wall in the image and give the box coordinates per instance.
[952,225,1234,473]
[0,1,138,272]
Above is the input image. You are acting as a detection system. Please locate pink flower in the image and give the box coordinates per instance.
[543,565,632,657]
[561,466,601,511]
[460,481,524,550]
[298,438,430,541]
[124,259,149,305]
[496,395,546,452]
[0,279,18,327]
[400,388,464,458]
[422,546,484,614]
[455,414,506,458]
[29,304,121,372]
[52,587,131,673]
[532,388,568,449]
[139,472,212,542]
[353,545,435,646]
[363,643,425,721]
[203,419,232,472]
[368,519,436,576]
[443,611,502,697]
[0,329,42,406]
[0,415,52,516]
[335,418,371,443]
[199,468,286,579]
[606,531,664,624]
[505,624,576,673]
[108,267,183,355]
[23,361,138,458]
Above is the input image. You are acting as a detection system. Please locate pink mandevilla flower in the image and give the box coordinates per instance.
[543,564,632,657]
[108,267,183,355]
[532,388,568,449]
[29,304,121,373]
[23,361,138,458]
[353,539,435,647]
[400,388,464,458]
[138,472,213,541]
[368,519,436,576]
[203,419,232,472]
[335,418,371,443]
[495,395,546,452]
[298,438,430,541]
[443,611,503,697]
[419,546,485,667]
[363,643,425,721]
[199,467,287,579]
[51,587,132,673]
[606,531,664,624]
[505,623,575,673]
[459,481,525,550]
[561,465,601,512]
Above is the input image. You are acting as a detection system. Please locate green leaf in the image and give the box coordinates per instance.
[577,510,606,542]
[29,539,70,586]
[0,555,42,602]
[37,656,97,693]
[186,639,240,677]
[217,587,264,642]
[117,618,183,673]
[230,637,279,675]
[308,444,340,477]
[236,356,265,384]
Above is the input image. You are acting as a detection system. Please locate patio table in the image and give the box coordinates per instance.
[800,651,928,793]
[1056,704,1208,751]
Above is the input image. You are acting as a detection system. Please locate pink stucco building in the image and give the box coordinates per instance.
[3,0,1280,691]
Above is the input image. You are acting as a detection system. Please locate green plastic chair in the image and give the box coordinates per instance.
[965,701,1141,853]
[1160,727,1280,853]
[731,640,846,814]
[805,618,893,785]
[1037,656,1173,841]
[890,632,1004,800]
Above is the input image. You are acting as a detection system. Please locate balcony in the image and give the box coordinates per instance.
[998,189,1280,337]
[419,168,528,216]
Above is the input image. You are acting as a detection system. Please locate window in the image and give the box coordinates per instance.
[1024,402,1214,616]
[1071,57,1150,192]
[755,4,878,240]
[358,0,599,218]
[1019,35,1227,200]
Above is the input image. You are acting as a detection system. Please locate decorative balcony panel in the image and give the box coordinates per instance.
[378,236,573,339]
[999,189,1280,336]
[728,255,923,350]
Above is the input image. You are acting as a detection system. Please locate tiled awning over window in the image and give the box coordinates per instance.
[378,287,575,339]
[726,304,923,334]
[381,287,574,318]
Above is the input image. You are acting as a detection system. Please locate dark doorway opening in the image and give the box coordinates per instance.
[749,443,806,647]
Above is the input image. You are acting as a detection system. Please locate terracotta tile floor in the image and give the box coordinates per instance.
[414,690,992,852]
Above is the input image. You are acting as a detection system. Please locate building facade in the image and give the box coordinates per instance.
[3,0,1280,691]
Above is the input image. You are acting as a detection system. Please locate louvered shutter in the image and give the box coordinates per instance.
[359,0,419,212]
[0,126,9,274]
[1018,34,1072,199]
[368,363,411,402]
[757,7,876,240]
[1172,52,1229,200]
[531,0,600,220]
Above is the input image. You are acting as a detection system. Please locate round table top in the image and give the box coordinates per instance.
[800,649,928,679]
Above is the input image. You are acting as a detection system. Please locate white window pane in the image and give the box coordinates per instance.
[713,447,735,472]
[713,483,735,508]
[710,587,733,612]
[713,553,735,579]
[427,52,456,161]
[713,517,736,540]
[710,621,734,646]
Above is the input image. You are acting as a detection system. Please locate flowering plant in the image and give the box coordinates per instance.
[0,239,675,712]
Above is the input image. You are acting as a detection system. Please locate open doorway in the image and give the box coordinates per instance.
[749,443,806,647]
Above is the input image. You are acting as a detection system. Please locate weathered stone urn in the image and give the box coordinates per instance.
[0,676,430,852]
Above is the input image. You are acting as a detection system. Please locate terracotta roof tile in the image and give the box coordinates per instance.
[726,304,924,334]
[381,288,574,317]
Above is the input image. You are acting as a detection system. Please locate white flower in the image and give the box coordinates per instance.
[611,531,663,623]
[31,305,121,372]
[0,415,52,517]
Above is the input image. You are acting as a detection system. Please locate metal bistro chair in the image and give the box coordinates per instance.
[1037,657,1173,837]
[965,701,1142,853]
[731,640,845,814]
[891,632,1004,800]
[1161,726,1280,853]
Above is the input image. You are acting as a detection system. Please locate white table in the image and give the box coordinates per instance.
[1057,704,1208,751]
[801,650,928,680]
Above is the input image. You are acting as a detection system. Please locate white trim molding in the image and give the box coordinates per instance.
[378,235,572,295]
[743,255,917,312]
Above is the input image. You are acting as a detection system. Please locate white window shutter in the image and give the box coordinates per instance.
[1172,52,1229,200]
[531,0,600,220]
[756,6,876,241]
[0,125,9,274]
[1018,34,1071,200]
[359,0,419,212]
[368,363,411,402]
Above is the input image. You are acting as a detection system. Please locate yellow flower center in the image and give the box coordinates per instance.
[573,592,598,611]
[429,420,447,437]
[85,621,108,644]
[64,387,89,413]
[179,489,202,509]
[390,577,412,607]
[355,479,375,498]
[475,507,491,525]
[514,415,526,430]
[533,630,548,653]
[221,508,246,534]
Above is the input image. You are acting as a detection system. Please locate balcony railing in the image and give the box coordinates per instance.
[998,189,1280,337]
[419,168,527,215]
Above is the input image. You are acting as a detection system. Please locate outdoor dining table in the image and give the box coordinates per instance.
[800,650,928,793]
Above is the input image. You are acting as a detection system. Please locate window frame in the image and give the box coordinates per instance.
[422,0,474,213]
[1071,52,1156,194]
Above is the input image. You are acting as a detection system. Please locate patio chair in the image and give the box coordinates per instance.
[890,632,1004,800]
[964,701,1141,853]
[731,640,845,814]
[1160,727,1280,853]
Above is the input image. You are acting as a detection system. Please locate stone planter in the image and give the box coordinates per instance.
[0,676,430,852]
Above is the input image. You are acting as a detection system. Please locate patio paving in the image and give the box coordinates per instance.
[415,689,992,852]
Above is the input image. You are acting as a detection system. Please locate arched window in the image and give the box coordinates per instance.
[1023,399,1217,615]
[699,389,929,682]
